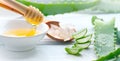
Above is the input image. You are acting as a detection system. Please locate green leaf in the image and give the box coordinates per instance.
[16,0,100,16]
[115,28,120,45]
[96,48,120,61]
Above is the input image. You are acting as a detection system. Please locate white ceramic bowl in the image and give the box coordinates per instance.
[0,19,48,51]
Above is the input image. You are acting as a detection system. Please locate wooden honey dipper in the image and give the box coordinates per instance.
[0,0,44,25]
[0,3,23,15]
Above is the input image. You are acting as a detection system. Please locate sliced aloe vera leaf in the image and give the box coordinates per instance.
[93,16,115,57]
[74,41,91,49]
[76,34,92,44]
[72,28,87,39]
[16,0,99,16]
[65,46,83,55]
[95,48,120,61]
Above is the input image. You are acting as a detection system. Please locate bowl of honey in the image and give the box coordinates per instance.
[0,19,48,51]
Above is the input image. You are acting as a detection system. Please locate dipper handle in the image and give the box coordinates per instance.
[0,0,28,15]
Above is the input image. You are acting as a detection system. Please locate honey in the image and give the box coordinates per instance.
[0,2,43,37]
[4,27,36,37]
[24,16,43,26]
[25,17,41,26]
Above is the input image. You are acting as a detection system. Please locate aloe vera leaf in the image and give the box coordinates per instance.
[92,0,120,13]
[93,16,115,57]
[74,41,91,49]
[16,0,100,16]
[72,28,87,39]
[114,28,118,44]
[114,28,120,45]
[76,34,92,44]
[95,48,120,61]
[65,46,83,55]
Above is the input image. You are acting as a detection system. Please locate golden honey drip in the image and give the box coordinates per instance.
[25,17,41,26]
[24,6,44,26]
[26,26,37,36]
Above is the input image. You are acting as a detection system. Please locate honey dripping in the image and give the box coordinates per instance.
[4,14,43,37]
[0,0,43,37]
[4,8,43,37]
[26,25,37,37]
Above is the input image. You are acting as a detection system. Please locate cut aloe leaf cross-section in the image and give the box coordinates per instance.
[72,28,87,39]
[76,34,92,44]
[93,16,115,57]
[16,0,100,16]
[65,28,92,56]
[74,41,91,49]
[65,46,83,55]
